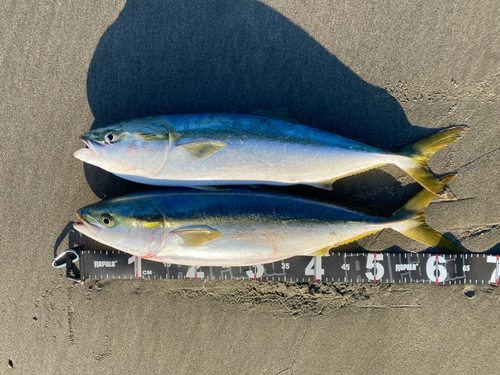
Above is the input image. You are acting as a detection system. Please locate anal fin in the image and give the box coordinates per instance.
[306,246,332,257]
[188,186,230,191]
[308,178,337,190]
[333,230,381,247]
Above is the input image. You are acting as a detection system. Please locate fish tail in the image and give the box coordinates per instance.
[398,126,468,198]
[391,174,464,253]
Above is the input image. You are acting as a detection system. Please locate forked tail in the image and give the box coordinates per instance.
[391,174,464,253]
[398,126,467,197]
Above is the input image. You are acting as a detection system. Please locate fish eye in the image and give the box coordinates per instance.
[105,132,117,144]
[101,215,115,227]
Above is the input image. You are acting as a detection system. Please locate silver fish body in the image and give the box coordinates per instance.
[74,112,467,194]
[74,183,462,267]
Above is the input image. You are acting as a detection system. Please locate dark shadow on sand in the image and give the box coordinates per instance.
[53,222,82,257]
[485,243,500,255]
[54,221,120,257]
[77,0,467,253]
[83,0,431,203]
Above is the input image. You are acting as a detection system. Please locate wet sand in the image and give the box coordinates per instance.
[1,1,499,373]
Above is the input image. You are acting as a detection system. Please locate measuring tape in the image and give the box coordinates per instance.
[58,250,500,285]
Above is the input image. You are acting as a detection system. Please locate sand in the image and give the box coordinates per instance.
[1,0,499,373]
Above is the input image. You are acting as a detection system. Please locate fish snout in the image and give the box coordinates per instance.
[79,138,104,158]
[74,210,103,238]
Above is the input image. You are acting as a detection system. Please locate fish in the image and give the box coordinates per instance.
[73,175,463,267]
[74,109,467,196]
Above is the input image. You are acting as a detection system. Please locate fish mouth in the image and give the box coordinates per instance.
[74,137,104,160]
[73,212,102,238]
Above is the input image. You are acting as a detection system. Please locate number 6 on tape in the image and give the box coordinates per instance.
[426,255,447,284]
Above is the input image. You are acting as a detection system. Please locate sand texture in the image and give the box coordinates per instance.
[1,0,499,373]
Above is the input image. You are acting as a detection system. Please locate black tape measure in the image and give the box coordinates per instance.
[66,250,500,285]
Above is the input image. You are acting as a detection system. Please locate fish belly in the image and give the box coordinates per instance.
[148,139,403,186]
[153,222,389,267]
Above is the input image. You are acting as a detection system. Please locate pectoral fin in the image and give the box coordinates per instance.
[251,108,302,124]
[176,141,226,160]
[170,226,223,247]
[306,246,332,256]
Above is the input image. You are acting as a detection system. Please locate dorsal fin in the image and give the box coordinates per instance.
[251,108,302,124]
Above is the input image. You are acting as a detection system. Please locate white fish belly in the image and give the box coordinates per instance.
[153,222,390,266]
[149,140,405,186]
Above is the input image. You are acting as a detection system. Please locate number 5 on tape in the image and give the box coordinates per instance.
[366,253,384,282]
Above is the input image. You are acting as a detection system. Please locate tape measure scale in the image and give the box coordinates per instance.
[78,250,500,285]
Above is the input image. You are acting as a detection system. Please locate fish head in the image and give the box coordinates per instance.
[74,200,127,248]
[73,195,168,255]
[74,118,172,175]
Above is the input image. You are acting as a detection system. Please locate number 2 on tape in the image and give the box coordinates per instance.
[186,266,204,279]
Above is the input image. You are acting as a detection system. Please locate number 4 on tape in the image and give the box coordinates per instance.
[305,257,325,282]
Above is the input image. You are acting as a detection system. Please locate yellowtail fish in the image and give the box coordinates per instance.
[74,175,462,267]
[74,109,467,195]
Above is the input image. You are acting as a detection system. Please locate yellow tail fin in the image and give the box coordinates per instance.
[392,174,464,253]
[399,126,467,197]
